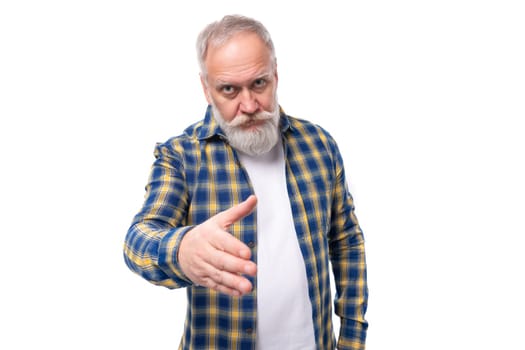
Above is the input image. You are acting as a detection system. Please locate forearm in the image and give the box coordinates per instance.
[332,240,368,349]
[337,317,368,350]
[329,159,368,347]
[123,141,194,288]
[123,220,193,288]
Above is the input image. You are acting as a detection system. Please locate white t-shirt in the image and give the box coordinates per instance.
[237,139,316,350]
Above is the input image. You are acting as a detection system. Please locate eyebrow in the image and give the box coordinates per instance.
[214,72,273,88]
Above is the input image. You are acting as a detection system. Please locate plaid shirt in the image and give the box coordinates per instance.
[124,106,368,349]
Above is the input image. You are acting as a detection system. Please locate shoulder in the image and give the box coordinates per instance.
[158,118,205,148]
[285,114,340,150]
[151,119,207,166]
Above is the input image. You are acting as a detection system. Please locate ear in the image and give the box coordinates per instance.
[200,74,212,104]
[273,62,279,86]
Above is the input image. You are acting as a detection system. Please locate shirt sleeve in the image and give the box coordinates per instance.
[328,146,369,350]
[123,142,193,289]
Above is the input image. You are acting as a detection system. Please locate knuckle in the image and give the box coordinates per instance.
[214,255,227,271]
[213,269,224,284]
[194,268,208,281]
[206,279,218,290]
[217,285,234,296]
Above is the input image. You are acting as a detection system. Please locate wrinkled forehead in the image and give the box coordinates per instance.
[204,32,276,82]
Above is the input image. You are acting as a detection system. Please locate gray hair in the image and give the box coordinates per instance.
[196,15,276,77]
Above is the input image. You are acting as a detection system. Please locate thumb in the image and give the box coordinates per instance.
[216,195,257,229]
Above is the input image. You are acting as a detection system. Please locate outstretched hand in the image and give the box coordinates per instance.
[178,195,258,296]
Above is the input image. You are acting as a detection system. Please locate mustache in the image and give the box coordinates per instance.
[227,110,275,127]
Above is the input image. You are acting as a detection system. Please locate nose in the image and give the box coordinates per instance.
[238,89,258,115]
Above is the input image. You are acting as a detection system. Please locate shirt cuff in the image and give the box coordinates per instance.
[337,317,368,350]
[157,226,194,287]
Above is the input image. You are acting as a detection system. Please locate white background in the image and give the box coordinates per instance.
[1,1,524,349]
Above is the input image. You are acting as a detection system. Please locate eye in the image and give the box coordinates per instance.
[252,78,267,90]
[219,85,238,97]
[221,85,234,94]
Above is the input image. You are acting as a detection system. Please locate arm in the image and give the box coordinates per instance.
[329,151,369,350]
[123,142,193,288]
[123,142,257,294]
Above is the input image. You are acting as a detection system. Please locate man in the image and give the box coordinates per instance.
[124,14,368,350]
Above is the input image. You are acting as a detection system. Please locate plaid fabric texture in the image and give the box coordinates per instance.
[124,106,368,349]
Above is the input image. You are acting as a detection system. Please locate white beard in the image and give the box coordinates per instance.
[211,101,280,156]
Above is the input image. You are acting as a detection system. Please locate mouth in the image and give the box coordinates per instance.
[240,119,267,130]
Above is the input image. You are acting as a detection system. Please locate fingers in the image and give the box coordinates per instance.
[178,195,258,297]
[215,195,257,229]
[184,248,255,296]
[194,260,254,296]
[193,242,256,294]
[212,195,257,259]
[179,233,255,296]
[210,246,257,277]
[209,226,253,261]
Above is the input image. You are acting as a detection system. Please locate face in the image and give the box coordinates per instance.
[200,32,281,155]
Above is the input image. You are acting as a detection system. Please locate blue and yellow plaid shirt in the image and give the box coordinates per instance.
[124,106,368,349]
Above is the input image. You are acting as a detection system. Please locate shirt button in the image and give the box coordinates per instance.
[247,241,255,248]
[245,328,253,334]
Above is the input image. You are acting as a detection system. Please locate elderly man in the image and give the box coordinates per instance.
[124,14,368,350]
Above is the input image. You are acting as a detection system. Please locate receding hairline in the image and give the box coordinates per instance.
[196,15,276,76]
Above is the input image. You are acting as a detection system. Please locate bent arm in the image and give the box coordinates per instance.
[329,154,368,349]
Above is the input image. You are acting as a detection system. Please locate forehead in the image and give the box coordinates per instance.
[205,32,274,85]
